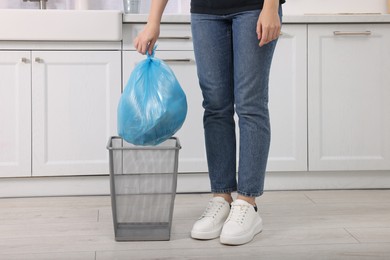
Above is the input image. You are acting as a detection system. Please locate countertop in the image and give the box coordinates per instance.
[123,13,390,24]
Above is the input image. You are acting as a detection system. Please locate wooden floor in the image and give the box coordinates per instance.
[0,190,390,259]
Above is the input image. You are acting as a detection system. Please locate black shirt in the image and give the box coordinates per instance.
[191,0,285,15]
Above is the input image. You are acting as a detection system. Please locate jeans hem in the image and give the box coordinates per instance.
[211,188,237,194]
[237,190,264,198]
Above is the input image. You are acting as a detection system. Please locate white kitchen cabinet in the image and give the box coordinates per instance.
[0,51,31,177]
[123,50,208,173]
[308,24,390,171]
[267,24,308,172]
[32,51,121,176]
[1,50,120,177]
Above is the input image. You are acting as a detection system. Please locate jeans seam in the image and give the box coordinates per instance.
[237,190,264,198]
[211,187,237,194]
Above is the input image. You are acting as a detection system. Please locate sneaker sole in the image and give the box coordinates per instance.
[191,227,222,240]
[219,219,263,245]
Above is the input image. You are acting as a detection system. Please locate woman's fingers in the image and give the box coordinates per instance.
[133,24,160,55]
[259,27,271,47]
[259,24,280,47]
[257,10,281,47]
[134,36,149,55]
[148,39,157,55]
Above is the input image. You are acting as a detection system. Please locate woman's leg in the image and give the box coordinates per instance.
[189,13,236,240]
[191,14,237,197]
[232,9,280,199]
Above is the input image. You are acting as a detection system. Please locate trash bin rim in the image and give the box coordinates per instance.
[106,136,181,151]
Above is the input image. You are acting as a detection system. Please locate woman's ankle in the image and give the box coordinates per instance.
[213,193,233,204]
[237,194,256,206]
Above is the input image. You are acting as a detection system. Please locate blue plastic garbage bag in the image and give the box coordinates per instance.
[118,50,187,146]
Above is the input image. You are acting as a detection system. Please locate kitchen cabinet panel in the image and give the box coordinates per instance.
[32,51,121,176]
[0,51,31,177]
[267,24,308,172]
[308,24,390,171]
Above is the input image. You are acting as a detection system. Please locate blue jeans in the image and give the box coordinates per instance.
[191,8,282,197]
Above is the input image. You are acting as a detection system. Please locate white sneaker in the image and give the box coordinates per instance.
[191,197,231,240]
[220,199,263,245]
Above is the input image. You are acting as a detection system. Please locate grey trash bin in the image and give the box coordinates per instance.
[106,136,181,241]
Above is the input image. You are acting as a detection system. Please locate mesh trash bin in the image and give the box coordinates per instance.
[106,136,181,241]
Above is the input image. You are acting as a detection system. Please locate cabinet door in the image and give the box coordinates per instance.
[0,51,31,177]
[32,51,121,176]
[123,51,208,173]
[308,24,390,171]
[267,24,308,172]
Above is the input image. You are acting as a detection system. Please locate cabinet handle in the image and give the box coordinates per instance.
[333,31,372,36]
[163,59,193,63]
[159,36,192,40]
[35,57,43,63]
[21,58,29,63]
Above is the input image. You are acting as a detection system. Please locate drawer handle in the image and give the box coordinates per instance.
[159,36,192,40]
[333,31,372,36]
[21,57,29,63]
[163,59,192,63]
[35,57,43,63]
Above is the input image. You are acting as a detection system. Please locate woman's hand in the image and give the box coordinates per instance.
[134,22,160,55]
[133,0,168,55]
[257,3,281,47]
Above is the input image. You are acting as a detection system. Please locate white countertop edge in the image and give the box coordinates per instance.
[123,14,390,24]
[123,14,190,23]
[284,14,390,23]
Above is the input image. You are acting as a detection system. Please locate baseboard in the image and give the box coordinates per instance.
[0,171,389,198]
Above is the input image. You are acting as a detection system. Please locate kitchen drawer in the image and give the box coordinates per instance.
[123,23,193,51]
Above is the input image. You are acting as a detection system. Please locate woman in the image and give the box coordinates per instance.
[134,0,284,245]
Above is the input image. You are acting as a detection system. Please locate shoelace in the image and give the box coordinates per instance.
[201,200,225,218]
[226,204,250,225]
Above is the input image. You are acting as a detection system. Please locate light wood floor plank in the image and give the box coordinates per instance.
[0,251,95,260]
[258,190,315,205]
[0,222,113,239]
[346,227,390,243]
[0,207,99,224]
[303,190,390,204]
[0,196,110,208]
[263,213,390,230]
[95,243,390,260]
[0,190,389,258]
[0,227,357,255]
